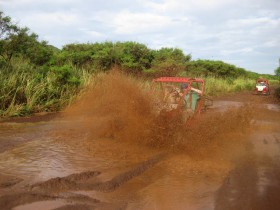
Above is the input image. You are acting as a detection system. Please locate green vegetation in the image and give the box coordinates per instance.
[204,77,255,96]
[0,57,92,117]
[275,87,280,100]
[274,67,280,100]
[275,67,280,81]
[0,11,278,117]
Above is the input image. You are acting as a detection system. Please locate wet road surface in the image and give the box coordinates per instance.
[0,91,279,210]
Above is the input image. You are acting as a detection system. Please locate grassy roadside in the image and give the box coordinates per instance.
[1,64,268,118]
[0,58,93,118]
[204,77,255,96]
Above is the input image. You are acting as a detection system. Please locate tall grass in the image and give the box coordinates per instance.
[269,79,280,86]
[0,58,92,117]
[204,77,255,96]
[0,58,270,118]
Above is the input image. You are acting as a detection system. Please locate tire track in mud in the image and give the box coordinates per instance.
[215,154,280,210]
[0,191,102,210]
[31,171,101,192]
[32,152,167,192]
[0,192,60,210]
[0,153,167,210]
[0,176,23,188]
[87,152,167,192]
[215,134,280,210]
[214,153,259,210]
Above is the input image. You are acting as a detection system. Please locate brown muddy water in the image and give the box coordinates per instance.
[0,73,280,210]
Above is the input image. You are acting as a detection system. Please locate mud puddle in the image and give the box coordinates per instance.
[211,100,280,112]
[0,72,279,210]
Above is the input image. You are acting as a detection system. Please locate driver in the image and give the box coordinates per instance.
[179,83,188,96]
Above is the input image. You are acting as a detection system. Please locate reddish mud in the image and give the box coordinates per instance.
[0,72,279,210]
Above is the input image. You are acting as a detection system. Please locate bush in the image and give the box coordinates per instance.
[50,64,80,86]
[274,87,280,101]
[186,60,247,78]
[149,48,190,77]
[115,42,152,73]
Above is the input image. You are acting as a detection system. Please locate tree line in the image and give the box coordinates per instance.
[0,11,278,116]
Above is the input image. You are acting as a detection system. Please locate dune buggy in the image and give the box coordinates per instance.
[152,77,212,126]
[255,78,270,95]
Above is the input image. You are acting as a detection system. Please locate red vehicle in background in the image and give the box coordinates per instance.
[255,78,270,95]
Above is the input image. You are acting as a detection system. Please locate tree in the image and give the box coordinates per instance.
[150,48,191,76]
[186,59,248,78]
[91,42,115,71]
[0,11,19,39]
[0,11,54,66]
[0,11,19,63]
[115,42,152,72]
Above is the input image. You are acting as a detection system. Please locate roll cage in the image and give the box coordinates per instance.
[152,77,206,118]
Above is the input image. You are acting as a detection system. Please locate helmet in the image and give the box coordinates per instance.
[181,83,188,89]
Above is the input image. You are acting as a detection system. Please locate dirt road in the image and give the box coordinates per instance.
[0,85,279,210]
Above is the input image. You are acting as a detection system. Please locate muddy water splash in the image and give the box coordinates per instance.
[62,71,253,158]
[63,71,156,143]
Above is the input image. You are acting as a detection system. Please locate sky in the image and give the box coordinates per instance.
[0,0,280,74]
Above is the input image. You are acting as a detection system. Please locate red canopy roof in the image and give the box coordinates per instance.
[153,77,204,83]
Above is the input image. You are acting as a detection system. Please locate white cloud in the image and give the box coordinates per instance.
[20,12,80,27]
[141,0,236,13]
[92,10,174,35]
[262,39,280,48]
[6,0,77,5]
[228,17,280,28]
[221,47,254,56]
[81,29,104,38]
